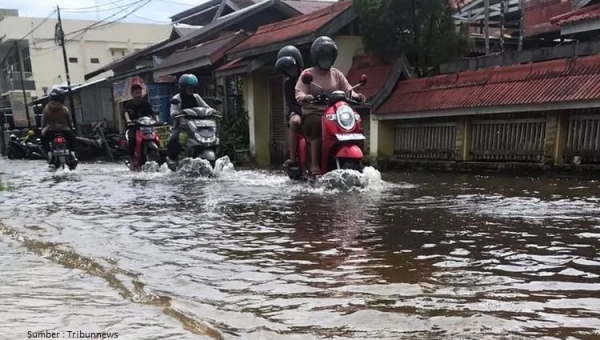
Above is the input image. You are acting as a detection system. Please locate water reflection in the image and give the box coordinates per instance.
[1,159,600,339]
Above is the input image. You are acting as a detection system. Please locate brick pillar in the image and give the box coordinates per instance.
[554,111,571,165]
[544,111,559,165]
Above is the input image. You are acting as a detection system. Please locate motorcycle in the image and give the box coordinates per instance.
[24,137,44,160]
[166,98,222,171]
[287,72,368,181]
[48,134,78,170]
[7,134,27,159]
[125,116,163,171]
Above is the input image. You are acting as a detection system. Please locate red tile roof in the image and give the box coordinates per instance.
[215,57,247,72]
[346,54,397,100]
[228,0,352,55]
[375,55,600,115]
[550,3,600,26]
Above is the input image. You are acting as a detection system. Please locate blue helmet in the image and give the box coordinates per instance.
[178,74,198,92]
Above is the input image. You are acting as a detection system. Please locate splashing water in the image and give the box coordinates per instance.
[176,156,235,178]
[314,166,389,192]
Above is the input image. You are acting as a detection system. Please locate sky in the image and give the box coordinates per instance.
[2,0,204,24]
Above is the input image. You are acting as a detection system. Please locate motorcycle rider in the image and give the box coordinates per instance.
[295,36,366,176]
[274,45,304,168]
[123,84,158,166]
[166,73,213,165]
[40,87,77,162]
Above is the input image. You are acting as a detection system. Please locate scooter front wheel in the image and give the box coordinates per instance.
[337,158,363,172]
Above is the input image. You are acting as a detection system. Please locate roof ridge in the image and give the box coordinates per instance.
[256,0,350,33]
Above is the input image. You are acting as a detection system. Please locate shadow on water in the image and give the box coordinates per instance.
[1,158,600,339]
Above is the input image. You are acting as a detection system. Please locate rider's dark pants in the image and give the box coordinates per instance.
[167,119,183,160]
[41,129,77,154]
[126,126,136,157]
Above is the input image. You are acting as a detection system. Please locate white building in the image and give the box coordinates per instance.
[0,8,171,98]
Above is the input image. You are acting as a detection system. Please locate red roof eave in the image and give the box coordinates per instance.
[375,55,600,116]
[550,3,600,26]
[227,0,353,58]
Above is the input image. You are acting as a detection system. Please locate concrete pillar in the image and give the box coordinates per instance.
[369,115,395,163]
[455,117,471,161]
[244,71,270,167]
[553,110,570,165]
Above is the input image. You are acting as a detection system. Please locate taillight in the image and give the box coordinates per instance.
[55,137,65,144]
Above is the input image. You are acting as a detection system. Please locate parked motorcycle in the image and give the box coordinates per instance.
[166,98,222,171]
[125,116,163,171]
[287,72,368,181]
[48,134,78,170]
[24,137,44,160]
[7,134,27,160]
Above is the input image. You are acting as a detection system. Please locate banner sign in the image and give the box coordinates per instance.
[112,76,147,103]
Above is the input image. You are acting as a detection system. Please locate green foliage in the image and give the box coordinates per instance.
[219,109,250,161]
[0,178,15,192]
[354,0,470,77]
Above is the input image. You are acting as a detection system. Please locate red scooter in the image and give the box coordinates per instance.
[287,72,368,181]
[125,116,163,171]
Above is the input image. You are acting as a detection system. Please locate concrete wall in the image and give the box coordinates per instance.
[0,16,170,97]
[370,109,600,168]
[332,35,363,75]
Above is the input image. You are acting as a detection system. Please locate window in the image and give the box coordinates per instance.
[69,57,78,63]
[121,51,125,57]
[90,58,100,64]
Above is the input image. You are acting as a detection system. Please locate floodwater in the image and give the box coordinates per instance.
[1,158,600,340]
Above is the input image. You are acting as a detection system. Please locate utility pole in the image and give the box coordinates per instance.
[484,0,490,55]
[55,5,78,134]
[15,42,32,130]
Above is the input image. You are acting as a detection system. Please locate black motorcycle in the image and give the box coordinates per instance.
[7,134,27,159]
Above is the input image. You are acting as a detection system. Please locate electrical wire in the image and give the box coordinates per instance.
[0,10,57,68]
[60,0,133,12]
[34,0,153,52]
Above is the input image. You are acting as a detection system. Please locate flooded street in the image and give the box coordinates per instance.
[1,158,600,340]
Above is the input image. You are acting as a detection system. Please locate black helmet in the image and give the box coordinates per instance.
[277,45,303,69]
[310,36,337,71]
[275,56,301,79]
[178,73,198,93]
[49,87,65,103]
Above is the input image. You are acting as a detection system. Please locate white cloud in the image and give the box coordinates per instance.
[1,0,203,24]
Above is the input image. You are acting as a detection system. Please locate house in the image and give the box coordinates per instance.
[84,0,331,133]
[370,54,600,168]
[216,1,406,166]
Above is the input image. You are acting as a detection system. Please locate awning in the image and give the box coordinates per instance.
[214,55,270,78]
[152,31,248,79]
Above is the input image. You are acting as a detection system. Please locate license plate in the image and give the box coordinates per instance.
[155,125,171,149]
[54,150,69,155]
[335,133,365,141]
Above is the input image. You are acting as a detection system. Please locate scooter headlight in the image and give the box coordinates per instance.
[336,105,356,130]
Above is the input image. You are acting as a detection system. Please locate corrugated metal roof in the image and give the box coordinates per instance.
[227,1,352,55]
[282,0,334,14]
[152,31,249,73]
[550,3,600,26]
[375,55,600,115]
[157,0,275,53]
[346,54,397,100]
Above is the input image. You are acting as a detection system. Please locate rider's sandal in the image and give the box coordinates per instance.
[282,159,298,168]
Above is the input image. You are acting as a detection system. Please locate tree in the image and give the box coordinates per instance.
[354,0,470,77]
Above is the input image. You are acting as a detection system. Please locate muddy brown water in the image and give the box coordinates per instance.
[1,158,600,340]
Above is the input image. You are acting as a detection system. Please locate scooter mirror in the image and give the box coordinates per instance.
[359,74,368,85]
[301,72,313,85]
[169,98,180,105]
[213,98,223,105]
